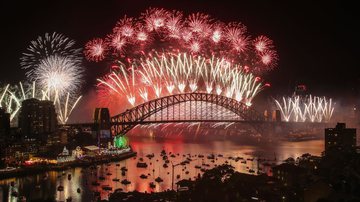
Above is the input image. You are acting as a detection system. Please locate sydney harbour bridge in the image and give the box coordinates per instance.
[65,92,330,138]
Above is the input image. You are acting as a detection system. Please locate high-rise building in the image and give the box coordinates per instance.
[325,123,356,154]
[0,108,10,139]
[18,98,57,141]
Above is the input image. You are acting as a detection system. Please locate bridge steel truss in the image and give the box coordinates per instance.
[111,93,265,135]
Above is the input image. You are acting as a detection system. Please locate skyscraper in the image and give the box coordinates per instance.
[18,98,57,141]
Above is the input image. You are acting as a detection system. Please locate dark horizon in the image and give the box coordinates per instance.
[0,0,358,99]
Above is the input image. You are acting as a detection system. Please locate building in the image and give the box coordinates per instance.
[325,123,356,154]
[0,108,10,139]
[272,163,306,187]
[18,98,57,141]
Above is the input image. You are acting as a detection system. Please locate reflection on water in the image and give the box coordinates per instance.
[0,136,324,201]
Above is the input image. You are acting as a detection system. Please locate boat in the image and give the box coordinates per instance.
[149,182,156,189]
[207,154,215,159]
[140,174,148,179]
[99,176,105,180]
[155,177,163,183]
[102,185,112,191]
[195,165,201,169]
[57,185,64,191]
[91,181,100,186]
[136,162,148,168]
[146,153,155,159]
[77,188,81,193]
[112,178,120,182]
[121,179,131,185]
[68,174,71,180]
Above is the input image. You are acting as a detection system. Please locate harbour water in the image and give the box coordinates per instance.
[0,135,325,201]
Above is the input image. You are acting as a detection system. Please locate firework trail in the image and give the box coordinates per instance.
[97,53,267,106]
[274,95,335,122]
[1,82,82,124]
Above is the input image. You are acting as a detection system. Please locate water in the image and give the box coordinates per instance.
[0,136,324,201]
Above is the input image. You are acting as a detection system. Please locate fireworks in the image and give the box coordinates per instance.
[85,8,278,73]
[274,95,335,122]
[97,53,267,106]
[21,32,84,97]
[1,82,82,124]
[34,55,84,98]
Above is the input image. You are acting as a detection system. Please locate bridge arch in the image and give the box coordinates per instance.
[111,93,265,135]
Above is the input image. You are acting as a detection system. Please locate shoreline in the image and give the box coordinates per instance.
[0,151,137,180]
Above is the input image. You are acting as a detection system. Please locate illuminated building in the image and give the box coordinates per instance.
[325,123,356,154]
[18,98,57,141]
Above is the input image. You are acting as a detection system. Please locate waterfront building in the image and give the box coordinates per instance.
[57,146,75,163]
[325,123,356,154]
[18,98,57,141]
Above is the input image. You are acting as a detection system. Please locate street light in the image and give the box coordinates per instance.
[171,162,181,190]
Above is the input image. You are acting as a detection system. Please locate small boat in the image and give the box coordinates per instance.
[149,182,156,188]
[195,165,201,169]
[121,179,131,185]
[207,154,215,159]
[146,154,155,159]
[112,178,120,182]
[155,177,163,183]
[137,162,148,168]
[91,181,100,186]
[77,188,81,193]
[68,174,71,180]
[99,176,105,180]
[57,185,64,191]
[140,174,148,179]
[102,185,112,191]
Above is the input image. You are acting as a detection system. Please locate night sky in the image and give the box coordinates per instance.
[0,0,358,99]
